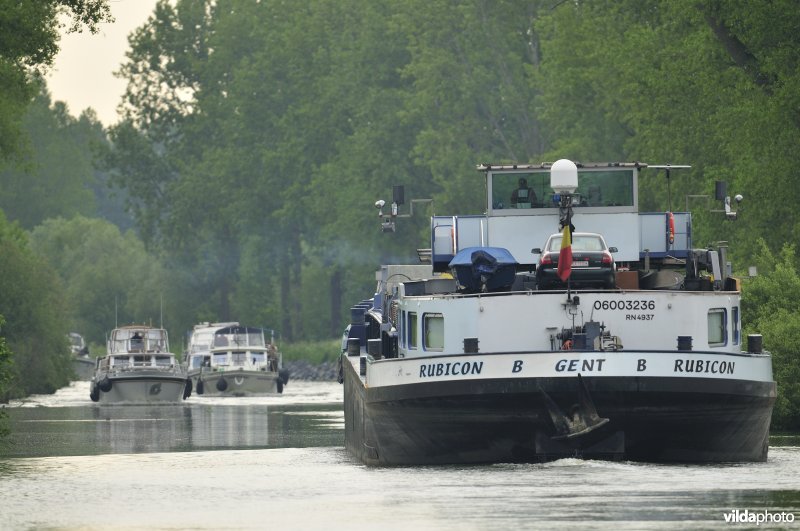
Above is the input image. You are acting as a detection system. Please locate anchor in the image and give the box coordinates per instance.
[540,374,609,440]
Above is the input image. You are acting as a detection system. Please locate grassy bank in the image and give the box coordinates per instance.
[280,339,341,365]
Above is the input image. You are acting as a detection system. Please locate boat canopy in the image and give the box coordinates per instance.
[213,326,266,348]
[108,326,169,354]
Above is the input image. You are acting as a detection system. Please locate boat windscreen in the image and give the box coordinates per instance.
[190,331,213,352]
[247,332,265,347]
[491,169,634,210]
[111,356,130,367]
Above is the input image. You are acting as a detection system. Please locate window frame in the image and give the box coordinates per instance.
[408,311,418,350]
[423,313,444,352]
[707,308,728,347]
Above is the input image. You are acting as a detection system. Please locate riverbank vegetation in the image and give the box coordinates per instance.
[1,1,799,428]
[281,340,342,366]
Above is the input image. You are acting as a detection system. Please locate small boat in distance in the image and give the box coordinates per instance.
[69,332,94,380]
[186,324,289,396]
[89,325,189,403]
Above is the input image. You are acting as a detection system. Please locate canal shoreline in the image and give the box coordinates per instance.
[284,359,338,381]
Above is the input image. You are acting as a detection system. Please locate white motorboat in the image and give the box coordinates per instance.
[186,323,288,396]
[89,325,189,403]
[69,332,94,381]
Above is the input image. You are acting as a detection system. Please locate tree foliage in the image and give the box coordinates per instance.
[28,216,184,347]
[0,90,98,228]
[0,0,112,161]
[0,211,71,399]
[533,0,800,262]
[740,240,800,430]
[0,314,13,436]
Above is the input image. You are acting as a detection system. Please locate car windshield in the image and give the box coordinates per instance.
[548,235,605,252]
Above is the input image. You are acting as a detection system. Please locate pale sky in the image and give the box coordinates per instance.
[47,0,160,127]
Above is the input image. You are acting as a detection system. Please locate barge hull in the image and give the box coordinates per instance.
[343,360,775,465]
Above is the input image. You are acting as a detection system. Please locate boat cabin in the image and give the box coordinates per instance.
[193,325,278,372]
[68,332,88,356]
[431,163,691,272]
[108,326,170,354]
[98,353,177,370]
[347,161,746,361]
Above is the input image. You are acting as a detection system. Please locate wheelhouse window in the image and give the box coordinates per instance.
[145,330,167,352]
[491,172,548,210]
[408,312,418,349]
[423,313,444,351]
[232,351,247,366]
[111,356,129,367]
[213,352,229,365]
[489,169,634,211]
[155,355,172,367]
[214,334,231,347]
[247,332,265,347]
[708,309,727,346]
[190,332,213,353]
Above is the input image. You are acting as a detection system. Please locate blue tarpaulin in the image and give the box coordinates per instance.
[448,247,518,292]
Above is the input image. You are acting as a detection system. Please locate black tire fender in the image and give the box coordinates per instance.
[98,377,112,393]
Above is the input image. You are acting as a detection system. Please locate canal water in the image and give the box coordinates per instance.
[1,381,799,530]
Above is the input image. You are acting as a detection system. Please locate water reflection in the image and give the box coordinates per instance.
[1,382,344,458]
[1,382,798,529]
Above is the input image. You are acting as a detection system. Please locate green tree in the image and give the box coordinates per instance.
[0,0,112,161]
[29,216,180,347]
[395,0,547,214]
[107,0,416,338]
[0,90,102,228]
[532,0,800,265]
[0,314,13,435]
[0,211,71,399]
[740,240,800,429]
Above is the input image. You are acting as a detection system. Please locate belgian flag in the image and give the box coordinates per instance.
[557,225,572,281]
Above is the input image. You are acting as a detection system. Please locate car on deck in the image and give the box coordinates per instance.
[533,231,617,289]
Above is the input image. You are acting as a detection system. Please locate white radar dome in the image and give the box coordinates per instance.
[550,159,578,194]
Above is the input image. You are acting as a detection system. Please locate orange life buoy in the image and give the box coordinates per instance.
[667,212,675,245]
